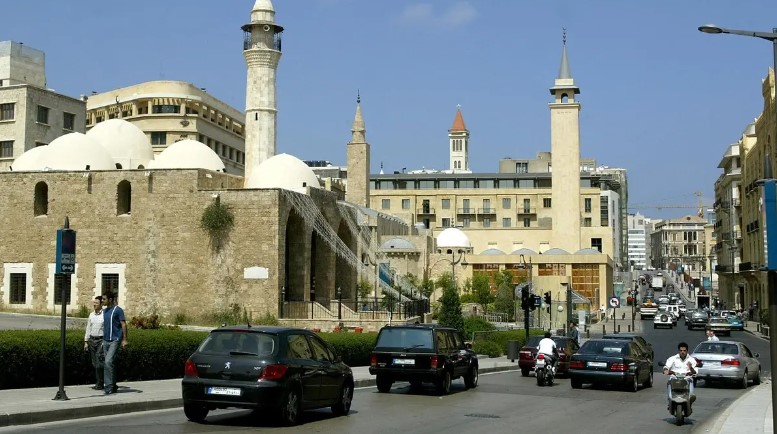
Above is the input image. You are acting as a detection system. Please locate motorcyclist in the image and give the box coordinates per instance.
[536,331,558,372]
[662,342,697,409]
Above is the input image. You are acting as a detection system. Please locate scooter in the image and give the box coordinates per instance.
[534,353,555,387]
[667,374,694,425]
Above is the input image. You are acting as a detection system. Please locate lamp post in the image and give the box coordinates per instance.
[519,254,533,341]
[337,286,342,320]
[708,254,715,305]
[699,23,777,425]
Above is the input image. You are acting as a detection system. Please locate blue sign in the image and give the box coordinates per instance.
[763,180,777,270]
[55,229,76,274]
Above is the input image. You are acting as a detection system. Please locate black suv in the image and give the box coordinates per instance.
[182,326,353,426]
[687,311,710,330]
[369,324,478,395]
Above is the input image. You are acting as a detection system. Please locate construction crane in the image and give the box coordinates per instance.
[629,192,710,218]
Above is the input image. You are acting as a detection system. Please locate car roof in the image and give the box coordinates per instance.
[602,333,640,339]
[210,325,304,334]
[379,324,456,331]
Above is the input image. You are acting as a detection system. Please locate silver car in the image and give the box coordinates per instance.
[691,341,761,388]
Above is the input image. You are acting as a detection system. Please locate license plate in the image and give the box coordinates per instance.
[588,361,607,368]
[393,358,415,366]
[207,387,241,396]
[704,361,720,367]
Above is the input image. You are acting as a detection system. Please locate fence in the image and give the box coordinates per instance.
[281,299,429,321]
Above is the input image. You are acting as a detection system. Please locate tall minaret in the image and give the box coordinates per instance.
[346,92,370,207]
[549,30,581,252]
[242,0,283,181]
[449,106,470,173]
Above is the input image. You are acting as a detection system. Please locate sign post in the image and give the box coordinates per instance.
[53,217,76,401]
[609,296,620,334]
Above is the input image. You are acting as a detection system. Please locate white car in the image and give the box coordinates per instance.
[654,312,674,329]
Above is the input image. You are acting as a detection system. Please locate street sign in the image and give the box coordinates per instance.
[55,229,76,274]
[609,296,620,308]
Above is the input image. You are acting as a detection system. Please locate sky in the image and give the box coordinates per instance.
[3,0,777,220]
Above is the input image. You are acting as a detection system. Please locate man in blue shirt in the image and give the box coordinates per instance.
[102,292,127,395]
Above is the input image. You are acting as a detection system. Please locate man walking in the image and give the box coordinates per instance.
[568,321,580,345]
[102,292,127,395]
[83,296,104,390]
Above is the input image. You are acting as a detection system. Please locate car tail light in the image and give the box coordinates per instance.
[370,353,377,367]
[184,359,198,377]
[570,361,584,369]
[536,354,545,360]
[260,364,289,381]
[519,351,532,359]
[610,362,627,372]
[430,356,439,369]
[721,358,740,366]
[693,357,703,367]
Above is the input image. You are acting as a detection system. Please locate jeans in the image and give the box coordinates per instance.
[103,340,121,392]
[87,338,104,387]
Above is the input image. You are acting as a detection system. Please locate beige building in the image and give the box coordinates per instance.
[86,81,246,175]
[650,215,715,289]
[0,41,86,171]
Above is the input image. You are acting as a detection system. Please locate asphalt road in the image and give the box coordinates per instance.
[0,312,86,330]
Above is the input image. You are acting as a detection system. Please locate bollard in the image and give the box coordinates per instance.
[602,325,606,334]
[617,325,621,333]
[628,325,631,332]
[586,328,590,338]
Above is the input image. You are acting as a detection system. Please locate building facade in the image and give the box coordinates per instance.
[627,212,649,270]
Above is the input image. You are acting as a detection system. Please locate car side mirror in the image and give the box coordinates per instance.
[754,353,760,358]
[465,342,473,350]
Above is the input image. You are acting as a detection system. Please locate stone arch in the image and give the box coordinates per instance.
[284,208,306,302]
[311,231,335,305]
[336,220,357,304]
[116,180,131,215]
[34,181,48,216]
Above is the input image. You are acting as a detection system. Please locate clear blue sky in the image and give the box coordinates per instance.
[4,0,777,220]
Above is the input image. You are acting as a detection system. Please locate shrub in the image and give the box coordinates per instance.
[318,332,377,367]
[254,312,279,326]
[76,305,90,318]
[129,313,161,329]
[472,340,502,358]
[173,312,189,325]
[463,316,496,339]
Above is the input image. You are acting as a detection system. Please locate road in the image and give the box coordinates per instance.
[0,312,85,330]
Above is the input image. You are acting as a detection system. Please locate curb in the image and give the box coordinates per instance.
[0,398,182,428]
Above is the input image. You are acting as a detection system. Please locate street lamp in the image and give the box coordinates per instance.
[699,23,777,425]
[337,286,342,320]
[708,254,715,305]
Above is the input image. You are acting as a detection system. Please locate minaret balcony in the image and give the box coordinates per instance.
[242,26,283,52]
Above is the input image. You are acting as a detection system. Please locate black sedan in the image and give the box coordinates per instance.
[182,326,354,426]
[569,339,653,392]
[602,333,654,361]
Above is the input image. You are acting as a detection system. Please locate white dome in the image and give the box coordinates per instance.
[244,153,320,193]
[86,119,154,169]
[39,132,115,171]
[10,146,48,171]
[436,227,472,249]
[148,139,225,172]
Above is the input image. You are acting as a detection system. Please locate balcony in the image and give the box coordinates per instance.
[516,207,537,215]
[478,207,496,215]
[416,207,435,215]
[733,197,741,207]
[739,262,753,272]
[714,264,730,272]
[457,208,475,215]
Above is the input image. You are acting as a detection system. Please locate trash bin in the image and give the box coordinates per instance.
[507,340,520,362]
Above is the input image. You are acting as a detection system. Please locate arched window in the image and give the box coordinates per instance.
[115,163,123,169]
[117,180,131,215]
[34,181,48,216]
[561,93,569,103]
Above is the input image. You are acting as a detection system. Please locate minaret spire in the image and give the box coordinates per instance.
[346,90,370,207]
[558,28,573,79]
[351,90,366,144]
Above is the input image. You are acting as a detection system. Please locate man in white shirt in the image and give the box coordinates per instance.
[663,342,698,409]
[536,331,558,371]
[706,330,720,341]
[83,296,104,390]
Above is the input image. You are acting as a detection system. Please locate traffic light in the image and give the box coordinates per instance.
[543,291,551,305]
[528,293,536,310]
[521,287,529,311]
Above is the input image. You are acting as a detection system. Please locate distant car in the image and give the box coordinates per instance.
[654,312,674,329]
[727,316,745,331]
[181,326,354,426]
[687,311,709,330]
[706,317,733,336]
[678,303,687,317]
[602,333,654,361]
[691,340,761,388]
[369,324,478,395]
[569,339,654,392]
[518,335,580,377]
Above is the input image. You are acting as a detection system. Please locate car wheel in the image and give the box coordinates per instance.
[376,374,393,393]
[183,402,208,423]
[521,368,530,377]
[644,369,654,388]
[464,365,479,388]
[740,370,749,389]
[280,387,302,426]
[436,370,452,395]
[331,381,353,416]
[571,378,582,389]
[626,373,639,392]
[754,368,762,385]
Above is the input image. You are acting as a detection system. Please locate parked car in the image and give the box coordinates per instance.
[369,324,478,395]
[654,311,674,329]
[518,335,580,377]
[181,326,354,426]
[686,310,709,330]
[602,333,654,361]
[569,339,653,392]
[691,340,761,388]
[727,316,745,331]
[706,316,733,336]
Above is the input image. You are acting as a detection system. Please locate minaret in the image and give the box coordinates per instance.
[346,92,370,207]
[449,106,470,173]
[549,30,581,252]
[242,0,283,181]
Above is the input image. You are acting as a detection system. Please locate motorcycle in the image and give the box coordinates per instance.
[534,353,555,387]
[667,374,694,425]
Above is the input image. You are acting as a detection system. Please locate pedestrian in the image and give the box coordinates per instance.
[706,329,719,341]
[567,321,580,345]
[102,292,127,395]
[83,295,104,390]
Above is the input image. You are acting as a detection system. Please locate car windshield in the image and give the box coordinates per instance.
[375,328,434,350]
[578,340,629,356]
[198,331,278,356]
[694,342,739,355]
[526,336,543,347]
[727,317,742,323]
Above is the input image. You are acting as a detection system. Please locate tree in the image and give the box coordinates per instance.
[471,273,494,314]
[493,270,518,321]
[436,272,464,333]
